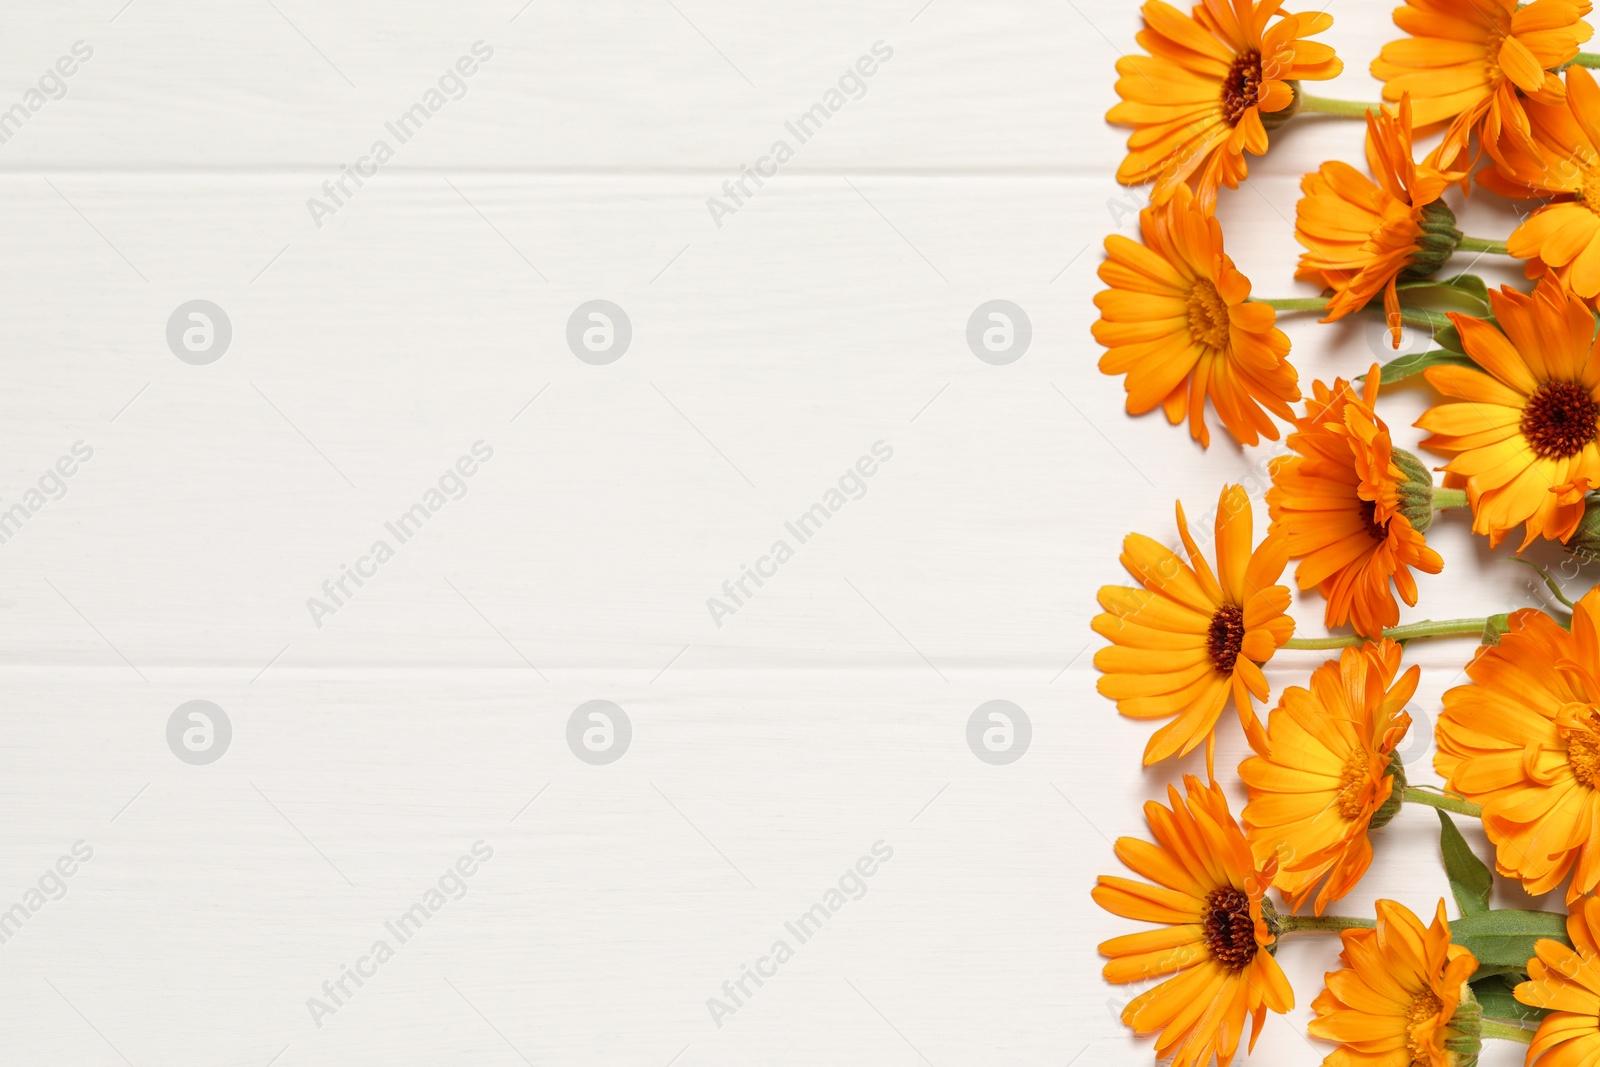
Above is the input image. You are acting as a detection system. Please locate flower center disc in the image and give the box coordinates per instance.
[1203,886,1258,970]
[1520,380,1599,459]
[1570,730,1600,787]
[1220,50,1263,126]
[1207,603,1245,674]
[1335,751,1373,820]
[1406,990,1444,1063]
[1187,280,1230,350]
[1576,156,1600,211]
[1485,30,1509,87]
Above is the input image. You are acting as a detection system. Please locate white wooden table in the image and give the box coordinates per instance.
[0,1,1558,1063]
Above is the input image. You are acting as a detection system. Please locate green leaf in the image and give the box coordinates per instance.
[1470,974,1551,1026]
[1366,348,1478,384]
[1449,909,1569,967]
[1439,273,1490,306]
[1434,322,1465,353]
[1438,811,1492,916]
[1395,274,1492,316]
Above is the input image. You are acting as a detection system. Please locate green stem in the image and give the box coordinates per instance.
[1254,299,1474,329]
[1278,913,1377,934]
[1510,557,1577,609]
[1283,617,1496,650]
[1403,786,1482,818]
[1252,296,1329,312]
[1295,93,1378,118]
[1480,1019,1536,1044]
[1457,235,1510,255]
[1432,487,1468,510]
[1573,52,1600,69]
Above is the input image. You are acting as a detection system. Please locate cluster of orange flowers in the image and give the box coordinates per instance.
[1091,1,1600,1066]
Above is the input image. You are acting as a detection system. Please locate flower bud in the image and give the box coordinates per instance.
[1567,496,1600,565]
[1402,200,1464,280]
[1393,447,1438,533]
[1264,81,1303,131]
[1443,984,1482,1067]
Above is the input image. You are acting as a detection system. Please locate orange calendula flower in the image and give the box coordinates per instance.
[1435,589,1600,902]
[1093,485,1294,769]
[1268,371,1443,636]
[1516,897,1600,1066]
[1308,899,1480,1067]
[1416,277,1600,549]
[1371,0,1592,165]
[1093,184,1299,448]
[1094,775,1293,1067]
[1293,97,1468,346]
[1481,66,1600,300]
[1240,640,1417,916]
[1108,0,1342,209]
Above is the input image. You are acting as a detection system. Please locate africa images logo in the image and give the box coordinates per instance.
[705,41,894,228]
[305,42,494,228]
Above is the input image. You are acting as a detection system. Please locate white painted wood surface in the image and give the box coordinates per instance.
[0,1,1564,1064]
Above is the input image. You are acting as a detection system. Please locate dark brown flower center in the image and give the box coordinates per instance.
[1207,603,1245,674]
[1521,380,1599,459]
[1220,50,1264,126]
[1357,498,1388,541]
[1186,280,1229,349]
[1203,887,1258,970]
